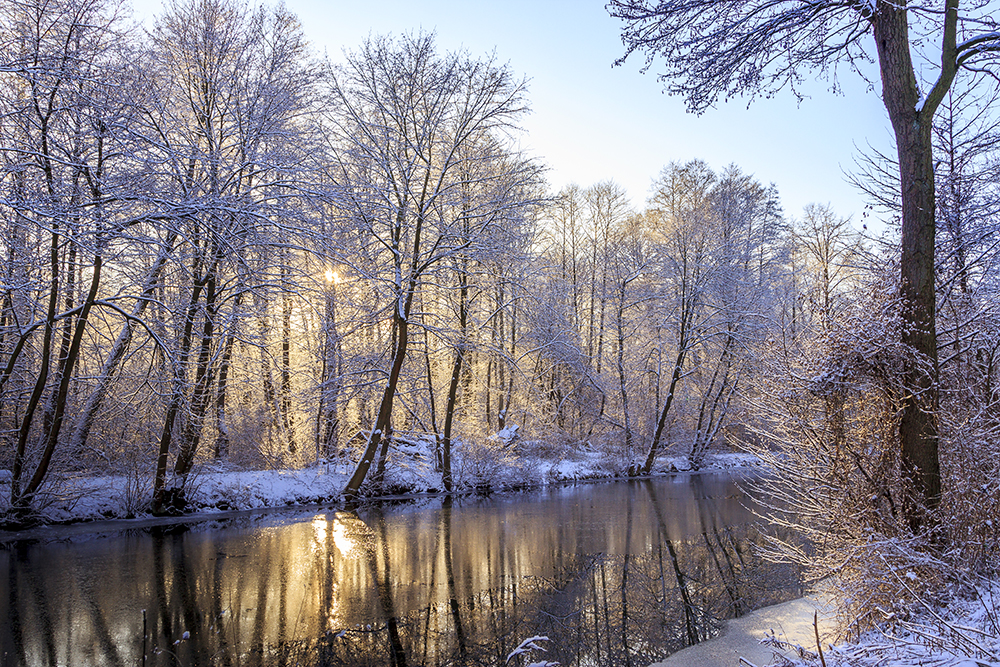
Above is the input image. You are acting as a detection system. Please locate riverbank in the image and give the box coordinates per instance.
[0,446,761,529]
[653,580,1000,667]
[650,590,834,667]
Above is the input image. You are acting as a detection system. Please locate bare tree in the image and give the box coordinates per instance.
[0,0,146,514]
[323,32,538,499]
[641,161,718,473]
[144,0,317,512]
[792,204,863,332]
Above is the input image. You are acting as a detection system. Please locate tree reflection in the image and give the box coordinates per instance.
[1,475,805,667]
[644,479,705,648]
[367,508,408,666]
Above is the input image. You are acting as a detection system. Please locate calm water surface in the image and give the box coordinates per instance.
[0,473,802,666]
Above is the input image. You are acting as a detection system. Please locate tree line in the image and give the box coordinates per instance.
[2,0,997,532]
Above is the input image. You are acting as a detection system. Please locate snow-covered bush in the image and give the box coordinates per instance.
[746,265,1000,639]
[454,434,530,491]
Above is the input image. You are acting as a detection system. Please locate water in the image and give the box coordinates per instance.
[0,473,802,666]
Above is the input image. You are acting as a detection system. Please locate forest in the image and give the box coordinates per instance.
[0,0,802,514]
[4,0,1000,665]
[2,0,1000,610]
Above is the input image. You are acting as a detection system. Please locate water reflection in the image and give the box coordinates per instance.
[0,474,802,666]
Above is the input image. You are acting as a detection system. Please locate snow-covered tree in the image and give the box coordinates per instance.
[322,32,540,498]
[141,0,317,512]
[0,0,147,514]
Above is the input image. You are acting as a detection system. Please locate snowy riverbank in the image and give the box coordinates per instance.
[0,444,761,528]
[649,590,834,667]
[768,580,1000,667]
[650,580,1000,667]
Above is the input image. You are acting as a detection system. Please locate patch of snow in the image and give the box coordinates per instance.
[490,424,520,446]
[770,580,1000,667]
[1,443,762,528]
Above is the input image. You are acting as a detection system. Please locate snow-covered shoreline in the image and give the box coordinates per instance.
[753,582,1000,667]
[0,450,762,534]
[648,579,1000,667]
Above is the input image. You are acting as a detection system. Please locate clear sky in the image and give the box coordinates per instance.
[129,0,897,228]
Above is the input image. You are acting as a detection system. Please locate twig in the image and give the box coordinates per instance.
[815,610,827,667]
[877,552,999,660]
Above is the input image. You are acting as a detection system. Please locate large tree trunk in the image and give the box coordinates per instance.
[872,0,957,530]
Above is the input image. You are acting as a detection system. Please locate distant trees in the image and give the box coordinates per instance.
[527,163,787,473]
[638,161,783,472]
[17,0,994,525]
[789,203,862,333]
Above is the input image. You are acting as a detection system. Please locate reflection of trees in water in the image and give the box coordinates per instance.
[281,486,801,667]
[519,486,800,667]
[1,479,804,667]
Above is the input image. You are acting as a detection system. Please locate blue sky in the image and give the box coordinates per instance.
[130,0,896,228]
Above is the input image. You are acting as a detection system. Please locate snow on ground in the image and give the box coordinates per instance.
[649,577,1000,667]
[0,438,762,527]
[764,580,1000,667]
[651,591,834,667]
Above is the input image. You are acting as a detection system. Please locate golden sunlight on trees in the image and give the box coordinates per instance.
[320,32,544,499]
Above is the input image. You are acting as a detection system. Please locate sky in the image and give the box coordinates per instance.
[129,0,897,228]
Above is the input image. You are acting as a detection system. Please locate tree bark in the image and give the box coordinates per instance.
[872,0,957,529]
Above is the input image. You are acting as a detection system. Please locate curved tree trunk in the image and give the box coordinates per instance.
[70,236,176,455]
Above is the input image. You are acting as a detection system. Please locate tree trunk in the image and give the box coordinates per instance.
[19,246,105,504]
[423,320,442,470]
[172,269,220,480]
[642,347,685,475]
[342,308,410,500]
[280,260,296,453]
[213,302,241,460]
[441,263,470,492]
[315,286,341,461]
[151,258,208,514]
[616,292,633,456]
[10,226,61,505]
[873,0,956,530]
